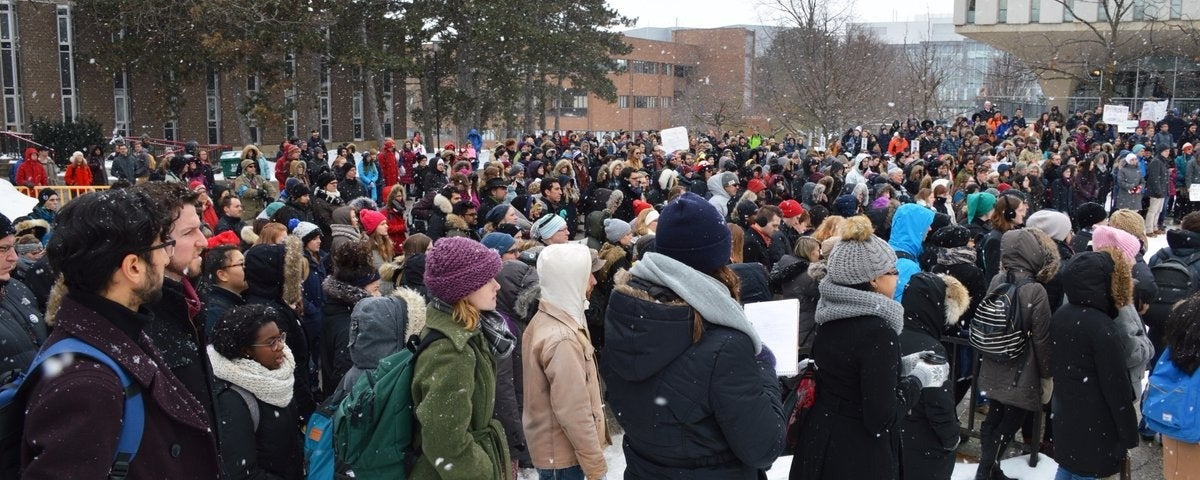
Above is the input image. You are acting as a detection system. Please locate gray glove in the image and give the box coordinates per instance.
[909,361,950,389]
[900,351,932,377]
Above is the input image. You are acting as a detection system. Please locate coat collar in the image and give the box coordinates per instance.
[536,302,594,349]
[425,302,480,352]
[55,294,212,432]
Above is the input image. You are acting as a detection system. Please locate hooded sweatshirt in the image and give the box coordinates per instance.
[706,172,737,220]
[536,244,591,324]
[889,203,936,301]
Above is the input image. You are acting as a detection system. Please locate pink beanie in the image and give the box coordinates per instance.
[1092,225,1139,264]
[424,237,502,304]
[359,209,387,233]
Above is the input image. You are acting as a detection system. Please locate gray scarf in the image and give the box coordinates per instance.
[629,253,762,354]
[815,278,905,334]
[430,299,515,359]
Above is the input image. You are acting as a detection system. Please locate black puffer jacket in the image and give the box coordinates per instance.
[146,278,219,432]
[1050,251,1139,477]
[318,277,371,397]
[730,262,771,304]
[769,256,820,356]
[0,279,47,372]
[898,273,969,480]
[213,379,304,480]
[601,271,783,479]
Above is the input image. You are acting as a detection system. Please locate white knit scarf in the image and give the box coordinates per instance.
[207,344,296,408]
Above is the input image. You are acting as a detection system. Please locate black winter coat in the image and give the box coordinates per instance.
[215,214,245,236]
[1050,253,1139,477]
[201,286,244,336]
[0,279,47,372]
[214,379,304,480]
[318,278,370,397]
[791,314,923,480]
[601,274,784,479]
[145,278,219,433]
[742,227,773,271]
[769,256,819,356]
[731,262,771,304]
[898,274,961,480]
[244,294,315,418]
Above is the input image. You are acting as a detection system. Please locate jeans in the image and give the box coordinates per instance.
[538,465,586,480]
[1054,466,1119,480]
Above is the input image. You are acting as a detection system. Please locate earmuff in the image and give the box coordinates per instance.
[1003,197,1019,221]
[756,215,771,228]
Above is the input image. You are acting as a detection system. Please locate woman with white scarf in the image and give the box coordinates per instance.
[209,304,303,480]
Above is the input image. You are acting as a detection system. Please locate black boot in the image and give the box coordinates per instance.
[974,435,1000,480]
[988,441,1018,480]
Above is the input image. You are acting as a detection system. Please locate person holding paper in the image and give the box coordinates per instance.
[790,215,949,480]
[600,193,784,479]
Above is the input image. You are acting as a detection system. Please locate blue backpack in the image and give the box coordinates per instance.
[304,401,337,480]
[0,338,145,479]
[1144,347,1200,442]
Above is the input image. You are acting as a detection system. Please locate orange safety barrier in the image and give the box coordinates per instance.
[16,185,110,202]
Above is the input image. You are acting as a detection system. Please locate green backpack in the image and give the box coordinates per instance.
[333,330,444,479]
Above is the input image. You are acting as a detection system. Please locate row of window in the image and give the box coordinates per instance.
[969,0,1183,24]
[613,59,695,78]
[616,95,672,109]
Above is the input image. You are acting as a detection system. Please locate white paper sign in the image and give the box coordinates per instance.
[1143,100,1169,123]
[660,126,689,154]
[1103,105,1130,124]
[1118,120,1140,133]
[1190,184,1200,202]
[744,299,801,377]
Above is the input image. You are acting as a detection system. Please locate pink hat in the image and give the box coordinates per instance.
[1092,225,1139,264]
[359,209,387,233]
[189,179,206,191]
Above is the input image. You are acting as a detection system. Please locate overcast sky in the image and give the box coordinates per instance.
[606,0,953,27]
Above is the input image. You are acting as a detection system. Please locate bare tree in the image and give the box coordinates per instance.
[671,80,748,133]
[895,36,953,121]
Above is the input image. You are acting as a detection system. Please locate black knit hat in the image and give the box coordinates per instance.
[315,172,336,189]
[930,223,972,248]
[0,212,13,238]
[1075,202,1107,228]
[37,188,57,205]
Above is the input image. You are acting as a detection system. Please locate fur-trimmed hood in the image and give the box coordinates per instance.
[496,259,540,327]
[15,218,50,238]
[345,287,428,373]
[445,212,469,231]
[433,192,453,215]
[901,272,970,340]
[244,235,304,306]
[1001,228,1060,283]
[1066,248,1133,317]
[322,276,372,306]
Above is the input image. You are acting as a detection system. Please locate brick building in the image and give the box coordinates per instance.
[1,0,753,149]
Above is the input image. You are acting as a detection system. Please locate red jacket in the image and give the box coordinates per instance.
[400,149,417,185]
[201,201,219,230]
[386,206,407,252]
[378,142,400,191]
[16,157,48,187]
[64,163,93,186]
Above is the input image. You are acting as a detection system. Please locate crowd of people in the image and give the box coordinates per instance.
[2,100,1200,480]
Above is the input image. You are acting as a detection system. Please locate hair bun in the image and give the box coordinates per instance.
[839,215,875,242]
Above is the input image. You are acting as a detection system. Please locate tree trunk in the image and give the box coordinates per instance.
[232,81,253,146]
[553,74,564,131]
[522,65,536,133]
[360,23,384,143]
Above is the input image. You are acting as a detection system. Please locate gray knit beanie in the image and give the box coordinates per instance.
[604,218,631,243]
[826,216,896,286]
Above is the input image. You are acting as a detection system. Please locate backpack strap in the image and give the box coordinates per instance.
[228,384,261,432]
[26,338,143,480]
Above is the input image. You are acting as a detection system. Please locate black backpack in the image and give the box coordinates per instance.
[1145,251,1200,332]
[970,273,1033,363]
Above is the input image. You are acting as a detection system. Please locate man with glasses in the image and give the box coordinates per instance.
[22,188,222,477]
[200,245,248,335]
[136,182,221,435]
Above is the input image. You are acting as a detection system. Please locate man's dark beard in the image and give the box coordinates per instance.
[135,276,163,306]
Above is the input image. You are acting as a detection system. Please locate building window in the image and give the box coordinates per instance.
[56,6,77,122]
[113,70,129,137]
[634,96,656,109]
[997,0,1007,23]
[630,60,657,75]
[284,53,297,138]
[552,88,588,117]
[163,120,177,142]
[661,97,671,109]
[613,59,627,72]
[674,65,694,78]
[382,72,394,138]
[319,59,331,141]
[1171,0,1182,19]
[618,95,629,108]
[661,63,672,76]
[206,68,220,144]
[1,3,20,130]
[246,73,260,145]
[1030,0,1039,22]
[966,0,976,23]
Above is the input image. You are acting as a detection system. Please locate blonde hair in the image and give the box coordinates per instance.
[812,215,845,243]
[451,297,482,331]
[632,208,655,236]
[257,223,287,245]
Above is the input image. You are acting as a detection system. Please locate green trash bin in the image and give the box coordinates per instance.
[219,151,241,180]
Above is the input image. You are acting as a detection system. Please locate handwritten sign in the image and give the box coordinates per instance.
[660,126,689,154]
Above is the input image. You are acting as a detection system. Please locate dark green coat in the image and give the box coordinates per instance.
[411,305,512,480]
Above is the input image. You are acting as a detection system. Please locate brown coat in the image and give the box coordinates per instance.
[521,302,608,478]
[21,293,222,480]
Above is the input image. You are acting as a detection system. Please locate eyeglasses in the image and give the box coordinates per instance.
[220,262,245,270]
[136,238,176,258]
[250,332,287,349]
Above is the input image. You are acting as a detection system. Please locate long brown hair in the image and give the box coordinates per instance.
[690,265,742,343]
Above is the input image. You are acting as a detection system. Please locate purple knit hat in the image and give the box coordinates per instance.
[424,237,502,303]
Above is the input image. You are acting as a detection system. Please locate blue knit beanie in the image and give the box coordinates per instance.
[655,192,731,274]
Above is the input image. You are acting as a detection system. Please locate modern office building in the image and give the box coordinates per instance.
[953,0,1200,112]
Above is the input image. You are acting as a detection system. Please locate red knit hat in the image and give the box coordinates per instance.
[632,200,653,216]
[359,209,387,233]
[747,178,766,194]
[997,182,1012,193]
[779,199,804,219]
[206,230,240,249]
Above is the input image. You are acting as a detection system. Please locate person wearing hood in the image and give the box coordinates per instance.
[1049,249,1140,480]
[411,237,514,480]
[791,215,949,480]
[585,188,621,250]
[890,203,936,301]
[524,244,610,480]
[232,158,279,221]
[426,184,459,242]
[199,245,248,336]
[974,228,1059,480]
[14,146,47,187]
[0,213,46,374]
[1090,226,1156,392]
[706,171,739,221]
[602,192,784,479]
[378,138,400,195]
[328,206,362,255]
[899,272,970,480]
[243,236,316,418]
[965,191,997,245]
